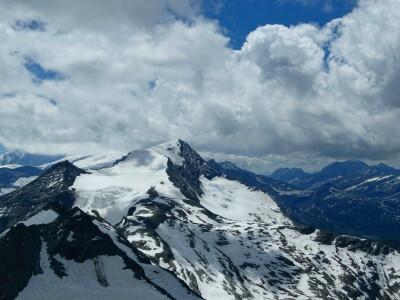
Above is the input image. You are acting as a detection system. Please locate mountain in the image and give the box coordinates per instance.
[216,161,244,171]
[41,152,125,170]
[270,168,311,186]
[0,151,64,167]
[0,202,201,300]
[0,150,124,170]
[0,161,86,233]
[215,159,400,244]
[0,166,43,195]
[0,151,123,196]
[272,161,370,189]
[1,140,400,299]
[283,165,400,243]
[207,159,306,210]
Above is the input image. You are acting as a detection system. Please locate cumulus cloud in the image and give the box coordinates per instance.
[0,0,400,170]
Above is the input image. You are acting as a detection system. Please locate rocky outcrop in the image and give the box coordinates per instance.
[166,140,219,201]
[0,161,87,232]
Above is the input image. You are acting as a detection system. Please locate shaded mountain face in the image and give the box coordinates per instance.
[271,161,370,190]
[270,167,311,185]
[215,159,400,244]
[0,166,43,195]
[1,140,400,299]
[285,165,400,243]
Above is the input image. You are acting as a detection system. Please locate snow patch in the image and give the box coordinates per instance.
[200,176,287,224]
[149,140,184,166]
[0,164,23,169]
[0,187,16,195]
[66,231,75,242]
[40,152,124,170]
[13,176,38,187]
[21,209,59,226]
[73,149,183,225]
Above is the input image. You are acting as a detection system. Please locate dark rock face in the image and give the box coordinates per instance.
[166,140,220,201]
[40,205,147,280]
[0,161,87,233]
[117,188,177,267]
[0,224,42,300]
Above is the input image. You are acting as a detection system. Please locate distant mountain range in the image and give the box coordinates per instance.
[1,140,399,299]
[213,160,400,246]
[269,160,395,189]
[0,151,64,167]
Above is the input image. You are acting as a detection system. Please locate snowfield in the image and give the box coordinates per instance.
[73,146,183,225]
[21,209,59,226]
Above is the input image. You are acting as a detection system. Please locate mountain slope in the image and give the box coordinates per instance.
[0,166,42,195]
[0,161,86,233]
[225,160,400,244]
[271,161,371,190]
[285,166,400,243]
[1,140,400,299]
[69,140,400,299]
[0,201,201,300]
[40,152,125,170]
[268,164,400,243]
[270,167,311,186]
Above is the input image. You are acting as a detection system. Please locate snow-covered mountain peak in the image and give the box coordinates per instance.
[148,140,185,166]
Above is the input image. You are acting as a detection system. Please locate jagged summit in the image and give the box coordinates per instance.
[118,139,189,167]
[144,139,205,168]
[45,159,86,173]
[0,160,87,232]
[149,139,186,166]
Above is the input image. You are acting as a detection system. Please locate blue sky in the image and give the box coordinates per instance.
[203,0,357,49]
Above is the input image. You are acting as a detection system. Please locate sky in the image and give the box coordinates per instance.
[203,0,357,49]
[0,0,400,173]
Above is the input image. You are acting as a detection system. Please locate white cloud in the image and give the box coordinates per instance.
[0,0,400,171]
